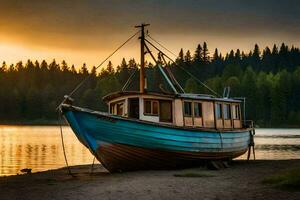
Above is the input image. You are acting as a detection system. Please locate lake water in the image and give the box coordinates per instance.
[0,126,299,176]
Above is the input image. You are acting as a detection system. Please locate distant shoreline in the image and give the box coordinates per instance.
[0,120,67,126]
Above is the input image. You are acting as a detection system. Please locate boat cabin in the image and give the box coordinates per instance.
[103,91,243,130]
[102,23,243,130]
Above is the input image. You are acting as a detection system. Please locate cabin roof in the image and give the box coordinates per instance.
[102,91,175,102]
[177,93,242,103]
[103,91,242,103]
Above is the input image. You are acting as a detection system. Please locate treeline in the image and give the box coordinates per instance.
[0,42,300,127]
[170,42,300,127]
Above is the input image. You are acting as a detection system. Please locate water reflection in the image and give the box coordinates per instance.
[0,126,299,176]
[0,126,94,176]
[237,128,300,160]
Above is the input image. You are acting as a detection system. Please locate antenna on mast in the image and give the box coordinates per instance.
[135,23,150,93]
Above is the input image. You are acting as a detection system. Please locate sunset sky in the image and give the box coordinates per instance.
[0,0,299,69]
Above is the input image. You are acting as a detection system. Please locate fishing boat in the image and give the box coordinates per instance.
[60,24,255,172]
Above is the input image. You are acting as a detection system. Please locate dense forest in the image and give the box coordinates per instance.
[0,42,300,127]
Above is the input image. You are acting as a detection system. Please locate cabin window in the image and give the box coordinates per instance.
[110,101,125,116]
[232,104,240,119]
[184,102,192,117]
[153,101,158,115]
[194,102,202,118]
[223,104,231,120]
[144,100,159,116]
[215,103,223,119]
[117,103,124,116]
[145,100,152,114]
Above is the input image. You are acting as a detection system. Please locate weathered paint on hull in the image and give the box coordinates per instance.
[96,143,247,172]
[62,105,251,172]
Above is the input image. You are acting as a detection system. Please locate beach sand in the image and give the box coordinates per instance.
[0,160,299,200]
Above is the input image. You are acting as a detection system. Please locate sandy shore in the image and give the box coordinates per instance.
[0,160,299,200]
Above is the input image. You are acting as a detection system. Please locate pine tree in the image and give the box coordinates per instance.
[106,61,114,74]
[184,50,192,63]
[211,48,223,75]
[1,61,7,72]
[279,43,288,55]
[128,58,137,69]
[279,43,290,70]
[262,47,272,59]
[8,64,15,72]
[49,59,59,71]
[79,63,89,75]
[40,60,48,71]
[71,65,77,74]
[241,51,246,61]
[15,61,24,72]
[252,44,261,70]
[227,50,235,63]
[272,44,279,55]
[262,47,272,71]
[253,44,261,59]
[177,48,184,63]
[241,66,257,120]
[91,66,97,76]
[120,58,127,69]
[61,60,69,72]
[193,44,202,62]
[235,49,241,61]
[212,48,219,61]
[34,60,40,69]
[202,42,209,64]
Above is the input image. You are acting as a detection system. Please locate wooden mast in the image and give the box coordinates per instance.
[135,23,149,93]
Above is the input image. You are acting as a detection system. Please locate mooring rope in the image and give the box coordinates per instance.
[90,156,96,174]
[247,121,256,161]
[58,112,75,177]
[57,30,140,177]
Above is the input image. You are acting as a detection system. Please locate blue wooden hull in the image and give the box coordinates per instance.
[61,105,251,172]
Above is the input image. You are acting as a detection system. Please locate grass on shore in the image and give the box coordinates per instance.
[262,168,300,191]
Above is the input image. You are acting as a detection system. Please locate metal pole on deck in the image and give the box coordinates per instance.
[135,23,150,93]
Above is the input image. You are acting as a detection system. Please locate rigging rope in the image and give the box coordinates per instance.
[57,30,140,176]
[143,42,180,94]
[161,54,185,93]
[146,34,177,57]
[121,68,138,91]
[63,30,141,101]
[144,36,221,97]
